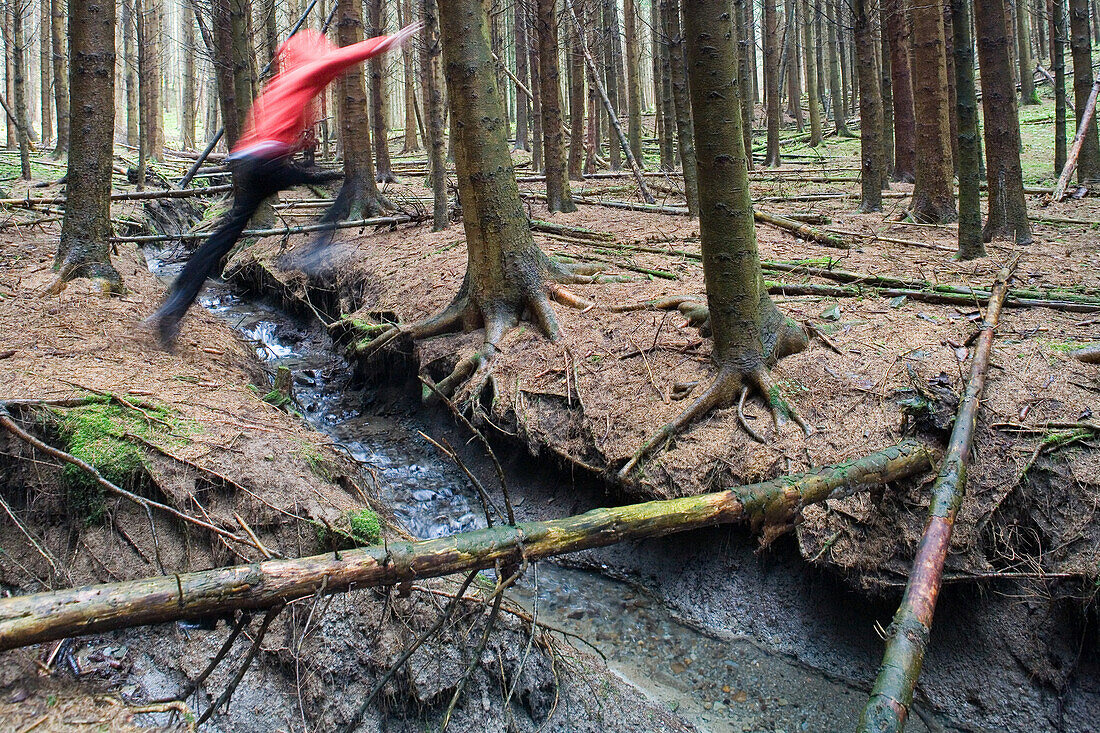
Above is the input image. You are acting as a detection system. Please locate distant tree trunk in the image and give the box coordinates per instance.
[55,0,121,290]
[1016,0,1041,103]
[803,0,823,146]
[1094,0,1100,43]
[884,0,910,178]
[653,0,675,170]
[837,0,852,115]
[143,0,163,161]
[4,3,13,149]
[942,2,959,169]
[976,0,1032,242]
[181,5,196,150]
[735,0,756,166]
[211,0,250,147]
[660,0,698,214]
[537,0,576,212]
[367,0,393,181]
[528,8,543,172]
[39,0,52,146]
[10,0,31,178]
[825,0,851,136]
[853,0,884,211]
[879,15,895,176]
[763,0,781,165]
[418,0,446,227]
[909,0,957,223]
[603,0,625,171]
[331,0,385,218]
[623,0,643,162]
[786,0,804,130]
[420,0,447,230]
[397,0,419,153]
[953,0,985,258]
[568,8,586,180]
[263,0,278,66]
[1069,0,1100,181]
[513,0,529,151]
[1050,0,1067,172]
[49,0,68,157]
[1035,0,1046,56]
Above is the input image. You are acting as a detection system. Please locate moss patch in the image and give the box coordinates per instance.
[313,508,383,550]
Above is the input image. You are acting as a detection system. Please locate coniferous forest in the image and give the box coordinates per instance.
[0,0,1099,730]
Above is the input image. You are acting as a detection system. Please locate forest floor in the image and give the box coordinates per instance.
[0,98,1098,731]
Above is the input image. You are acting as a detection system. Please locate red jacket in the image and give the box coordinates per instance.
[231,28,407,159]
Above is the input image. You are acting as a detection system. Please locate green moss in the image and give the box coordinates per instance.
[297,441,337,481]
[348,509,382,544]
[313,508,383,549]
[1044,340,1096,353]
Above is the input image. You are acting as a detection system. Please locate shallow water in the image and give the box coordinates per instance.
[185,277,931,733]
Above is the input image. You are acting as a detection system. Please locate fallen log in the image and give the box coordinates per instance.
[858,260,1016,733]
[1052,73,1100,201]
[0,441,932,652]
[1073,344,1100,364]
[0,184,234,208]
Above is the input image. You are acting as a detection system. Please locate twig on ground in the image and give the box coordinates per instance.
[195,606,282,727]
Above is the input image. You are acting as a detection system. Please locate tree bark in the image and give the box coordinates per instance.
[854,0,885,211]
[909,0,957,223]
[879,12,895,176]
[653,0,676,170]
[367,0,393,182]
[0,442,931,652]
[4,3,13,149]
[568,4,586,180]
[332,0,385,218]
[10,0,31,179]
[420,0,447,230]
[181,4,196,150]
[953,0,985,259]
[54,0,121,289]
[883,0,914,179]
[1016,0,1041,103]
[49,0,68,157]
[142,0,163,161]
[1069,0,1100,181]
[763,0,782,165]
[976,0,1033,243]
[623,0,643,162]
[528,6,543,172]
[398,0,420,154]
[211,0,251,148]
[1050,0,1068,172]
[825,0,851,136]
[785,0,804,130]
[603,0,624,171]
[39,0,52,146]
[735,0,756,167]
[803,0,823,146]
[661,0,699,214]
[536,0,576,212]
[513,0,530,151]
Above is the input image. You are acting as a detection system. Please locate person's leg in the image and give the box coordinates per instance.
[150,162,272,344]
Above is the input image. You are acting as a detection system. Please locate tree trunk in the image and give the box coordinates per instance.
[513,0,529,151]
[263,0,278,66]
[211,0,249,147]
[181,5,196,150]
[50,0,68,157]
[623,0,643,162]
[4,3,13,149]
[825,0,851,136]
[1050,0,1067,172]
[10,0,31,179]
[879,13,895,176]
[735,0,756,167]
[883,0,913,179]
[39,0,52,147]
[785,0,804,130]
[803,0,823,146]
[332,0,385,219]
[568,8,587,181]
[421,0,447,230]
[1035,0,1046,57]
[763,0,782,165]
[654,0,676,170]
[838,0,852,115]
[854,0,884,211]
[603,0,624,171]
[942,2,959,169]
[142,0,163,161]
[909,0,957,223]
[367,0,393,182]
[528,7,543,173]
[1069,0,1100,181]
[0,442,931,652]
[536,0,576,212]
[55,0,121,289]
[1016,0,1041,103]
[953,0,985,258]
[976,0,1033,242]
[398,0,420,154]
[661,0,699,214]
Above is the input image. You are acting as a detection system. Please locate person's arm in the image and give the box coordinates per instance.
[295,22,423,90]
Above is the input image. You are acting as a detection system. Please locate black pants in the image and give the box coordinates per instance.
[151,155,334,344]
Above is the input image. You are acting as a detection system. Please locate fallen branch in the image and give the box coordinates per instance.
[1072,344,1100,364]
[111,214,423,244]
[859,259,1017,733]
[0,184,234,209]
[1052,73,1100,202]
[0,442,932,651]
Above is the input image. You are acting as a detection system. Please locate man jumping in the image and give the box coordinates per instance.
[151,22,421,345]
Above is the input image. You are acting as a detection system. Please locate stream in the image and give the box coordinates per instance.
[176,268,940,733]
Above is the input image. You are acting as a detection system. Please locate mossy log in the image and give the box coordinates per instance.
[0,441,932,652]
[859,261,1015,733]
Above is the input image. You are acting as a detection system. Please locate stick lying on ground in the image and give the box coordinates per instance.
[858,259,1017,733]
[0,441,932,652]
[1052,73,1100,202]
